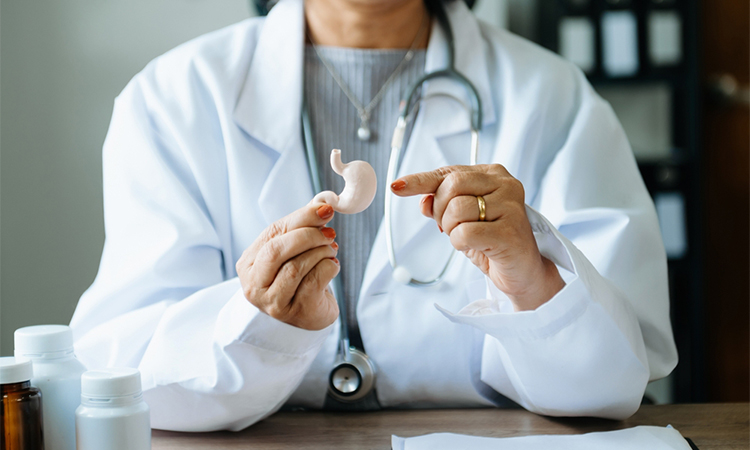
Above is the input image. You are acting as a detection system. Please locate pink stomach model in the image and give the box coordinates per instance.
[312,149,377,214]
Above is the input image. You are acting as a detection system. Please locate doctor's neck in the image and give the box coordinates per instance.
[305,0,430,49]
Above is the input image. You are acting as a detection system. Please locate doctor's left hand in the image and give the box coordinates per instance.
[391,164,565,312]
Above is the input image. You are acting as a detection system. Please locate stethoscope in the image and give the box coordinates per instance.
[302,2,483,404]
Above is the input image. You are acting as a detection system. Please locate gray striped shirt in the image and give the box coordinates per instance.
[304,46,427,339]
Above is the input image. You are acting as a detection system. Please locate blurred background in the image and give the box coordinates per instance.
[1,0,747,405]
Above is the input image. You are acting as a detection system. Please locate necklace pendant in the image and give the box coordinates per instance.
[357,124,371,141]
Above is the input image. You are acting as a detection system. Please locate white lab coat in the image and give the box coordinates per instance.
[70,0,678,432]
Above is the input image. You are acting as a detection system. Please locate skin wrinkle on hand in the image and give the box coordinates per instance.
[312,149,378,214]
[391,164,566,311]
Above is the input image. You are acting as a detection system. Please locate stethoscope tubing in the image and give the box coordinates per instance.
[302,3,483,402]
[385,124,479,287]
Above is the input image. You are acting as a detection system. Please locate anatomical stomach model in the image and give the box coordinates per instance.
[313,149,377,214]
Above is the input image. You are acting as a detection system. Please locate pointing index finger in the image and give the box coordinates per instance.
[391,166,470,197]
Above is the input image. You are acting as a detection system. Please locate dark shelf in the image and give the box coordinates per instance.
[538,0,705,403]
[589,73,687,87]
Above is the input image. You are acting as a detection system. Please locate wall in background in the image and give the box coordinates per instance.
[0,0,251,354]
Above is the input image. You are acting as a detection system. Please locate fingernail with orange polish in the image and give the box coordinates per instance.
[321,227,336,239]
[438,224,443,233]
[331,257,340,265]
[317,204,334,219]
[331,242,339,250]
[391,180,406,191]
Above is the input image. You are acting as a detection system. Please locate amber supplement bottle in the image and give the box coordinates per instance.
[1,357,44,450]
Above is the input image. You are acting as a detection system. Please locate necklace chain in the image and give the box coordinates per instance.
[308,13,428,141]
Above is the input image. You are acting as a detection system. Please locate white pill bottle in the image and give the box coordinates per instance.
[75,368,151,450]
[14,325,87,450]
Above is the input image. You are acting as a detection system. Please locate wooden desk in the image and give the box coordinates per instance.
[152,403,749,449]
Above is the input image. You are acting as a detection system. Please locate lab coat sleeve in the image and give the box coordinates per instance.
[438,78,678,419]
[70,75,333,432]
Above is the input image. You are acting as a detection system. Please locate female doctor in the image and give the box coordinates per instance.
[70,0,678,432]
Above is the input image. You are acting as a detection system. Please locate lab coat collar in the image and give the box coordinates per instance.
[421,0,496,136]
[234,0,311,224]
[234,0,305,157]
[233,0,496,155]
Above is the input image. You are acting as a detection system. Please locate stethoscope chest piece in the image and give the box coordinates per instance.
[328,348,376,402]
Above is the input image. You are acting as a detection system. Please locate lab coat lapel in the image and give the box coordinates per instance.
[233,0,313,224]
[361,1,497,295]
[419,1,497,141]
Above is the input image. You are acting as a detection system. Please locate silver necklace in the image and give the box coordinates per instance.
[308,14,428,141]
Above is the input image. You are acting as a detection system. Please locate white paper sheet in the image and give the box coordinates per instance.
[392,426,692,450]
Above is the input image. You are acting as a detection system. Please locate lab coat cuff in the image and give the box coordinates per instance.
[524,205,576,273]
[218,289,334,356]
[435,206,590,340]
[436,276,589,340]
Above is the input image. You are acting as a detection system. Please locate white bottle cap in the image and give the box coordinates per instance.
[81,368,142,399]
[0,357,33,384]
[14,324,74,356]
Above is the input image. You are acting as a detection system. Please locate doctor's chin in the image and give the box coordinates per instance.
[3,0,747,447]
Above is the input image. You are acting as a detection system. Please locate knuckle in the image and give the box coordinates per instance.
[306,261,335,290]
[241,284,253,301]
[444,197,462,218]
[237,259,254,278]
[298,227,324,245]
[295,279,314,298]
[449,224,469,249]
[283,260,303,281]
[242,285,263,306]
[489,163,507,176]
[462,195,477,215]
[505,177,525,201]
[236,248,253,271]
[305,270,322,289]
[444,173,461,197]
[316,263,332,283]
[265,302,286,320]
[266,221,287,239]
[436,166,453,178]
[262,239,284,262]
[451,222,468,241]
[293,281,311,300]
[505,199,527,221]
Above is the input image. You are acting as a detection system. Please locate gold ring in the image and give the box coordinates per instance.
[477,195,486,222]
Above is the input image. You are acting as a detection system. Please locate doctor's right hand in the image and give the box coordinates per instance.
[235,204,340,331]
